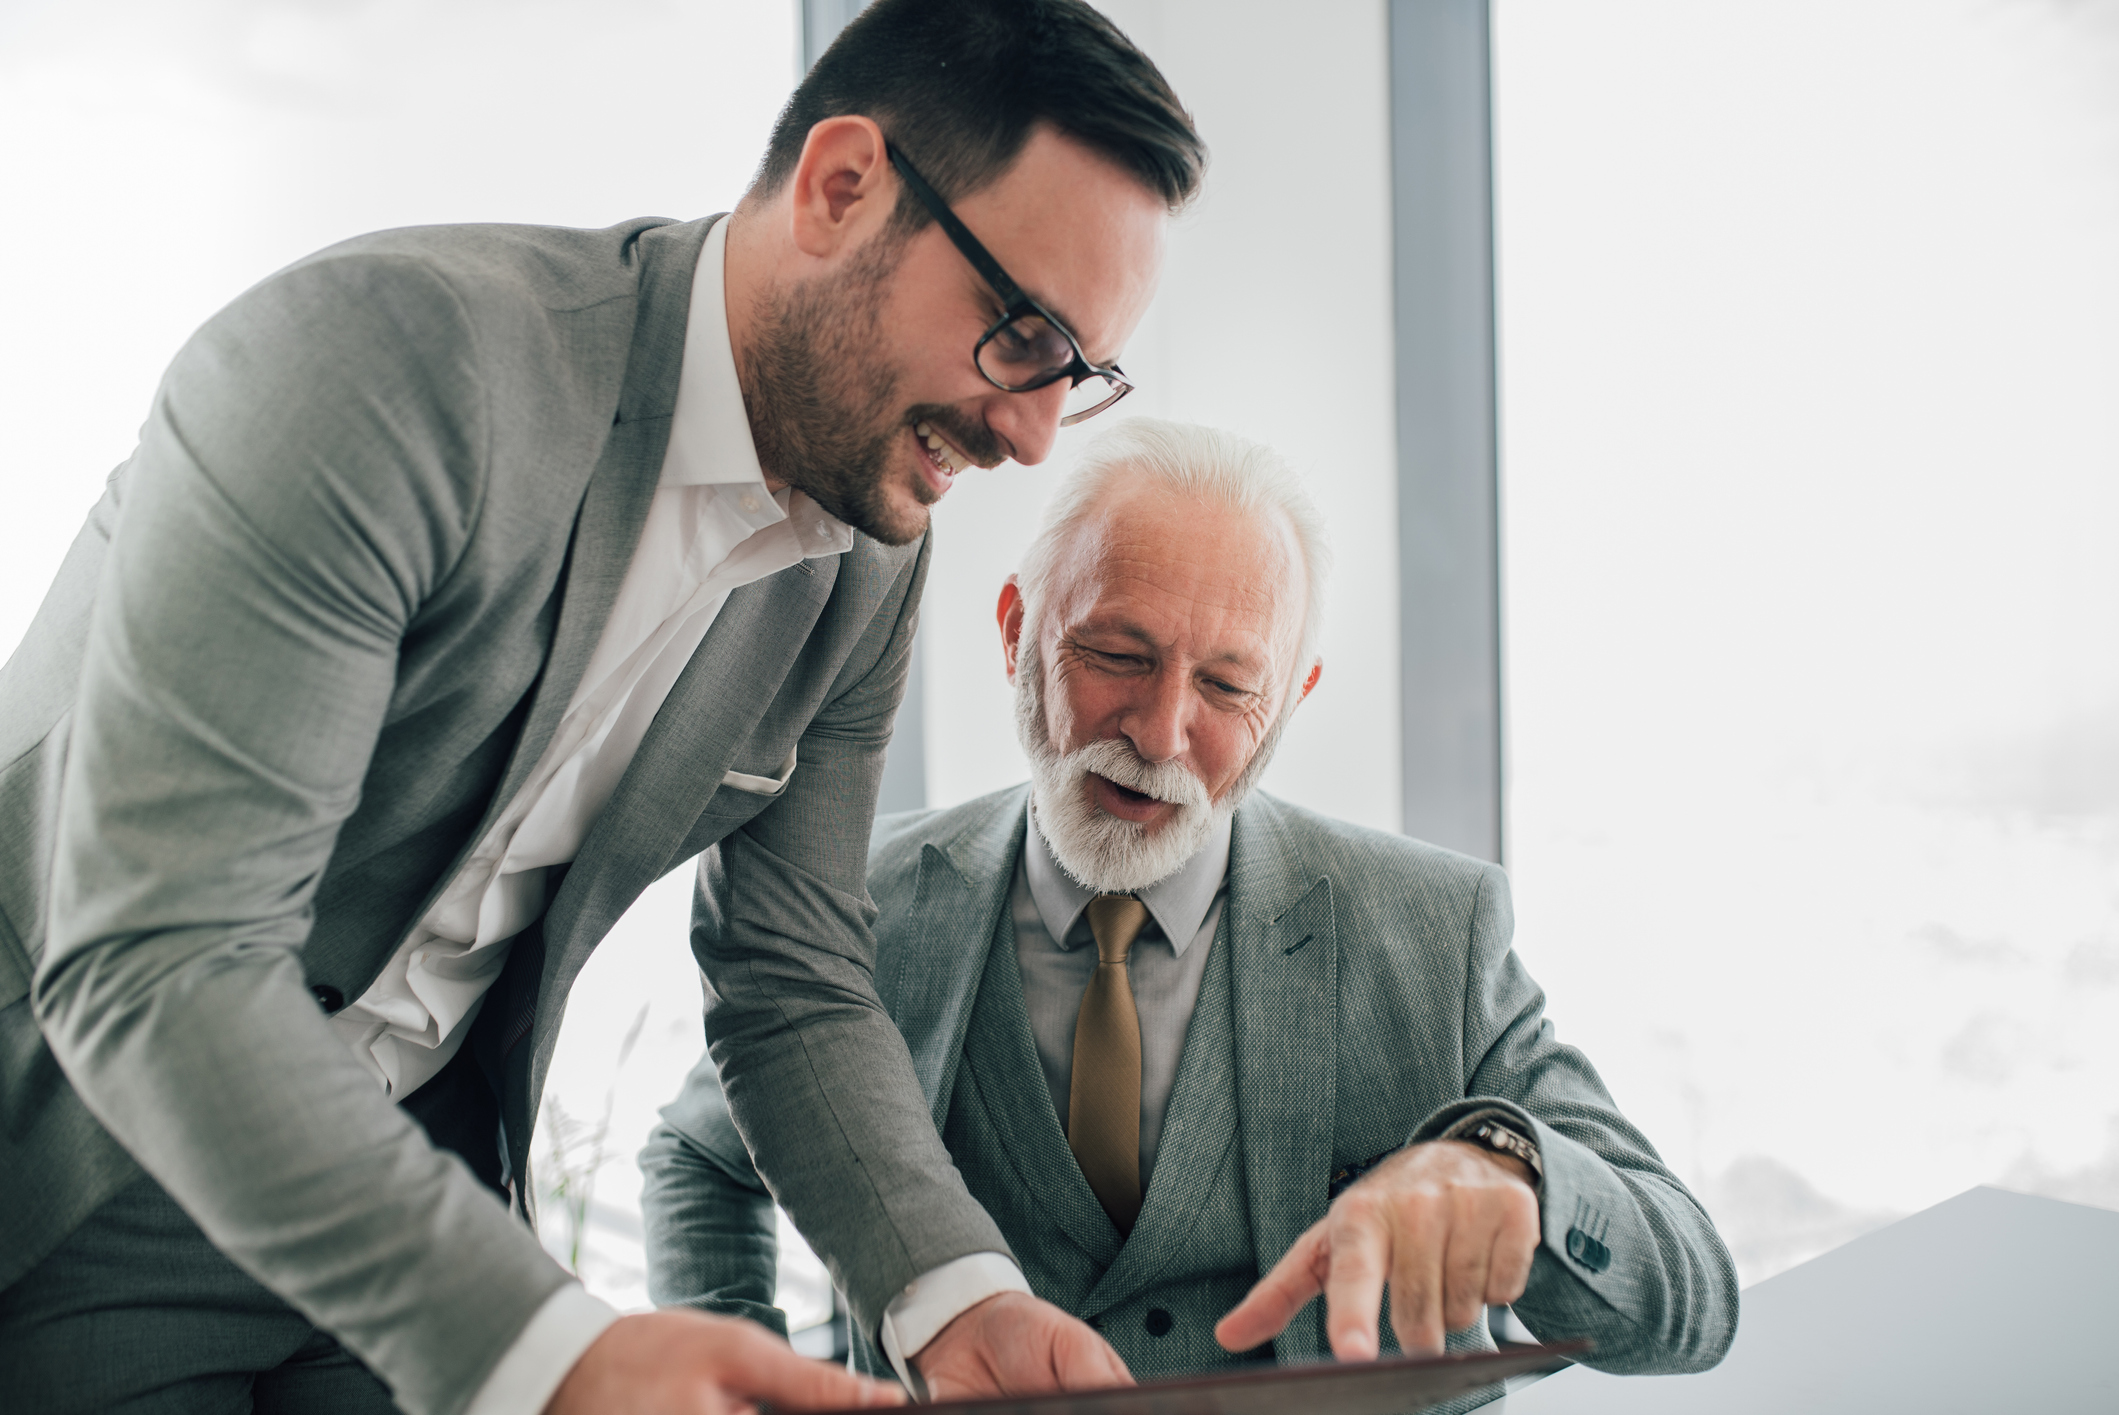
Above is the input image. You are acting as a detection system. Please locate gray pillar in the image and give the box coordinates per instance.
[1390,0,1503,863]
[803,0,870,70]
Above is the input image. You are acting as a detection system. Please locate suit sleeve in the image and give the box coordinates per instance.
[33,254,574,1415]
[1410,866,1739,1374]
[694,530,1012,1344]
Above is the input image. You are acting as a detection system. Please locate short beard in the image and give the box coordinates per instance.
[1014,613,1297,894]
[738,231,1001,547]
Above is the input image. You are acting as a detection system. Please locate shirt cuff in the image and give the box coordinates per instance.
[878,1252,1032,1397]
[463,1283,622,1415]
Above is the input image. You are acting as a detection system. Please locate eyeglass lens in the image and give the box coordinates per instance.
[977,312,1127,423]
[977,312,1076,388]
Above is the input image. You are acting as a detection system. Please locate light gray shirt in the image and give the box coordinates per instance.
[1015,804,1233,1190]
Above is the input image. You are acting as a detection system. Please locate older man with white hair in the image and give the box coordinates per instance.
[640,419,1737,1408]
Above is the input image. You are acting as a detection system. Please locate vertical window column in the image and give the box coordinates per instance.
[1390,0,1503,862]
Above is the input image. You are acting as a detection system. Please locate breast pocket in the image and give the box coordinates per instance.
[678,742,796,861]
[717,743,796,798]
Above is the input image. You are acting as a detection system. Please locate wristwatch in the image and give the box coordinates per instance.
[1446,1112,1544,1188]
[1327,1112,1545,1201]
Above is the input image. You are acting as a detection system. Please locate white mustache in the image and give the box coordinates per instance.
[1068,737,1209,813]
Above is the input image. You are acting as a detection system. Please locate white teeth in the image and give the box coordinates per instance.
[913,422,972,473]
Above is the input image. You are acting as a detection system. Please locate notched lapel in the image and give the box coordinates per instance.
[881,840,1009,1127]
[483,217,713,831]
[1228,800,1339,1362]
[873,788,1026,1125]
[387,219,715,963]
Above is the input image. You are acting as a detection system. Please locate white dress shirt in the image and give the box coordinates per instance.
[329,216,851,1415]
[877,804,1233,1391]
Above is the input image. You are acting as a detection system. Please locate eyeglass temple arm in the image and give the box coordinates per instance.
[886,145,1031,310]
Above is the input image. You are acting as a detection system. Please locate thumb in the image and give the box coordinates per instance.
[1053,1321,1135,1390]
[722,1331,903,1411]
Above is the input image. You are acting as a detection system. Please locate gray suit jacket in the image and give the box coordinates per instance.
[0,214,953,1415]
[645,786,1739,1382]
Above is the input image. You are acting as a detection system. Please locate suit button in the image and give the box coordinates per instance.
[310,984,346,1014]
[1085,1314,1103,1331]
[1566,1226,1612,1273]
[1144,1309,1173,1337]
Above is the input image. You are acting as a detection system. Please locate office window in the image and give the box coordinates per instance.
[1494,0,2119,1282]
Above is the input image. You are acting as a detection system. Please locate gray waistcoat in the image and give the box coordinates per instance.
[916,899,1503,1413]
[941,899,1265,1380]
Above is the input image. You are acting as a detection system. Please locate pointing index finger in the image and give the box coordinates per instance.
[1215,1223,1329,1352]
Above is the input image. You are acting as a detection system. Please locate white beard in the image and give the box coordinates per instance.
[1014,621,1292,894]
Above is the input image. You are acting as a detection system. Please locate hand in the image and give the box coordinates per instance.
[912,1291,1133,1401]
[546,1309,902,1415]
[1214,1140,1539,1361]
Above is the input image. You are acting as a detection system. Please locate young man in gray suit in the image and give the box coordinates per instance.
[0,3,1204,1412]
[640,420,1740,1408]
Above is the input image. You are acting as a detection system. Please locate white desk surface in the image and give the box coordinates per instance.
[1498,1186,2118,1413]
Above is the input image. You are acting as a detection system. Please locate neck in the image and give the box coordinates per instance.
[718,205,790,493]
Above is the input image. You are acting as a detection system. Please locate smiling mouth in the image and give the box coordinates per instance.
[1095,774,1162,809]
[914,419,974,476]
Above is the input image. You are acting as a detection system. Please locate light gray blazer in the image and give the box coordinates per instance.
[0,214,953,1415]
[646,786,1739,1382]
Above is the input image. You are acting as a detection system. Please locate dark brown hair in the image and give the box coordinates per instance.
[752,0,1205,224]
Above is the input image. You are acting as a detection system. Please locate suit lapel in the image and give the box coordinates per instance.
[471,216,718,849]
[1080,909,1241,1314]
[1227,796,1338,1362]
[875,792,1027,1127]
[531,561,837,1033]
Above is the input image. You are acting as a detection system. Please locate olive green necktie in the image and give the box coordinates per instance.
[1068,894,1150,1234]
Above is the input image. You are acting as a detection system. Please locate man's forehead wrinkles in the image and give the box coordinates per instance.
[1086,561,1290,628]
[1093,543,1275,592]
[1078,580,1266,634]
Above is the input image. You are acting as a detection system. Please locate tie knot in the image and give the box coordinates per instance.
[1085,894,1150,966]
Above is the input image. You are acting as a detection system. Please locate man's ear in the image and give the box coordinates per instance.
[786,115,895,260]
[1299,659,1323,701]
[998,577,1026,682]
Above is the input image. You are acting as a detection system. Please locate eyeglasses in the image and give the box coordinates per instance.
[887,143,1134,427]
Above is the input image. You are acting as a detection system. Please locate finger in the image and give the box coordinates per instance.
[720,1325,904,1410]
[1052,1323,1135,1391]
[1439,1209,1493,1335]
[1485,1191,1539,1304]
[1321,1199,1395,1361]
[1386,1198,1447,1357]
[1215,1223,1330,1352]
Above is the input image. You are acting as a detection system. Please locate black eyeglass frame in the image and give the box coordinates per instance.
[887,143,1134,427]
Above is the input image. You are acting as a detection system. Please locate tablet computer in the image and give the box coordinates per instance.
[808,1340,1589,1415]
